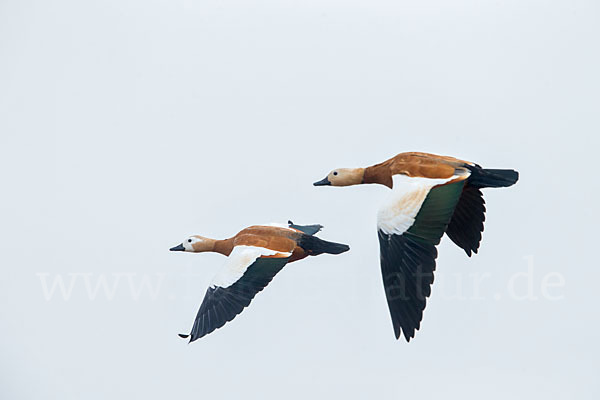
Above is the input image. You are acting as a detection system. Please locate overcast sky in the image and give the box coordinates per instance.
[1,0,599,399]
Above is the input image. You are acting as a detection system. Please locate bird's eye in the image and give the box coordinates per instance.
[188,239,192,243]
[333,171,338,176]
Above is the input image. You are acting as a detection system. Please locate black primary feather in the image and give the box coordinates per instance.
[182,256,290,342]
[288,220,323,236]
[378,180,464,341]
[445,186,486,256]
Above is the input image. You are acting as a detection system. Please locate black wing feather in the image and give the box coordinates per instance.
[378,181,464,341]
[445,185,486,256]
[379,232,437,341]
[288,220,323,236]
[182,256,290,342]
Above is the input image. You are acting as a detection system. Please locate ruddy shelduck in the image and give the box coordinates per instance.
[314,152,519,341]
[170,221,349,342]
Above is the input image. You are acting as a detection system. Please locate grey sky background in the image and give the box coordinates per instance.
[1,0,598,398]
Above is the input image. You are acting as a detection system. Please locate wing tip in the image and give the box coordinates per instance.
[288,220,324,235]
[402,329,417,342]
[179,332,202,343]
[394,327,416,342]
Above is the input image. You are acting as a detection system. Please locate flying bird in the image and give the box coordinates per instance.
[314,152,518,341]
[170,221,349,342]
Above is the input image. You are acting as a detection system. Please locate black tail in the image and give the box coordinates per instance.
[297,234,349,255]
[466,165,519,188]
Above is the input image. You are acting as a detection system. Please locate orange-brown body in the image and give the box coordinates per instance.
[363,152,474,188]
[204,226,310,262]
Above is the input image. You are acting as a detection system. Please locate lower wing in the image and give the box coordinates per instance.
[180,245,291,342]
[377,175,465,341]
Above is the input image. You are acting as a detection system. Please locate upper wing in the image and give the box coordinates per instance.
[377,176,465,341]
[445,185,486,256]
[288,220,323,236]
[180,246,291,342]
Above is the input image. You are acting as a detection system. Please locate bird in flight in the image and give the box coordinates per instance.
[170,221,349,342]
[314,152,518,341]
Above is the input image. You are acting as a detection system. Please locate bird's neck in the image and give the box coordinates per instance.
[363,164,393,188]
[213,238,234,256]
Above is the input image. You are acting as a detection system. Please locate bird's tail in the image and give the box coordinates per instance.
[466,165,519,188]
[298,234,350,255]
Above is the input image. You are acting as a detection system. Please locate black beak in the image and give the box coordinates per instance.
[313,177,331,186]
[170,244,185,252]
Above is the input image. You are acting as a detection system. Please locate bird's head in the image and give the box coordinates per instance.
[170,235,215,253]
[313,168,364,187]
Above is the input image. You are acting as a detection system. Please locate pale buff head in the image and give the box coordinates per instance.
[170,235,216,253]
[313,168,365,187]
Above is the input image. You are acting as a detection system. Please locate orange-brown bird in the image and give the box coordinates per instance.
[170,221,349,342]
[314,152,519,341]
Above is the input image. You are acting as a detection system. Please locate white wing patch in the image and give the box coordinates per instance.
[210,245,291,289]
[377,174,468,235]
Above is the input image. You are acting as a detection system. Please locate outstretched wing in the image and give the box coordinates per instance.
[445,185,486,256]
[288,220,323,236]
[377,177,465,341]
[180,246,291,342]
